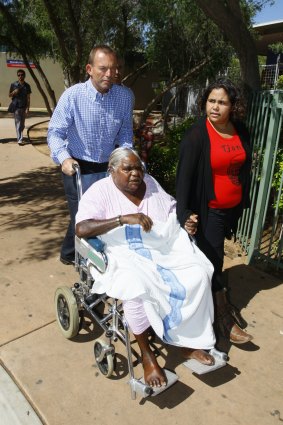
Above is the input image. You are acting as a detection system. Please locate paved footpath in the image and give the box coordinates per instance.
[0,113,283,425]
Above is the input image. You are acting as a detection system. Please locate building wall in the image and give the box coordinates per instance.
[0,52,162,112]
[126,69,162,111]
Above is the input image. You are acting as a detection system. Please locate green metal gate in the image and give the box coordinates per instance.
[237,90,283,270]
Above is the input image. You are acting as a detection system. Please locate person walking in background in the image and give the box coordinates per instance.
[48,45,134,266]
[176,78,253,345]
[9,69,31,145]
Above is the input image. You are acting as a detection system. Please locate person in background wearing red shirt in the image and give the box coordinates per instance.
[176,78,253,345]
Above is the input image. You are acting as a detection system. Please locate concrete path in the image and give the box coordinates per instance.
[0,112,283,425]
[0,366,43,425]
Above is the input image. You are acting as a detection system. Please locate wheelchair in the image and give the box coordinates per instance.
[54,164,179,399]
[54,164,227,400]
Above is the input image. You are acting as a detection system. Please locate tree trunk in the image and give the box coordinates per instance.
[141,58,209,126]
[21,53,53,116]
[196,0,261,92]
[0,3,53,115]
[32,59,57,110]
[42,0,83,85]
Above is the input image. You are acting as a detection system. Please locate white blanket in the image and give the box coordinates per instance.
[90,214,216,349]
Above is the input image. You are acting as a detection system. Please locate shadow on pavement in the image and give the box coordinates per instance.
[28,120,49,155]
[140,380,194,408]
[0,138,17,144]
[227,263,282,310]
[190,362,240,387]
[0,166,68,261]
[214,263,282,354]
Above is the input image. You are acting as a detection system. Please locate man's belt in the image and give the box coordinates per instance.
[73,157,108,174]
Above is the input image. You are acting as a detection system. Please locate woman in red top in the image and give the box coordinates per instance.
[176,78,253,344]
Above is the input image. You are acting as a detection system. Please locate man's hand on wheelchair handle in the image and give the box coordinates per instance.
[62,158,79,176]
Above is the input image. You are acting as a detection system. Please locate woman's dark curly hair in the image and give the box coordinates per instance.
[200,78,246,121]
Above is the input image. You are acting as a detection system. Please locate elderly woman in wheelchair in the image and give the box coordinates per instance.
[75,147,218,389]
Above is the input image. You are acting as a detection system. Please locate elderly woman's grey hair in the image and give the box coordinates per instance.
[108,147,144,172]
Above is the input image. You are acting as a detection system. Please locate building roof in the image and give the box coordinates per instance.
[253,20,283,55]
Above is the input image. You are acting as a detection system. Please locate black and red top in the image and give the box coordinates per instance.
[206,118,246,209]
[176,116,252,235]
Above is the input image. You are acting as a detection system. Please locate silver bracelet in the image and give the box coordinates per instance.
[116,215,122,226]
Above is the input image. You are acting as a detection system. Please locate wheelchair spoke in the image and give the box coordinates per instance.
[55,286,79,339]
[57,295,70,330]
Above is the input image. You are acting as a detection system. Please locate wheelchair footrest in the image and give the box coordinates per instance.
[183,348,227,375]
[139,369,178,397]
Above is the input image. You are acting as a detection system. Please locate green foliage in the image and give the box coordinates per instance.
[147,117,196,196]
[272,147,283,212]
[258,55,266,67]
[0,0,146,85]
[277,76,283,90]
[0,1,51,57]
[269,42,283,55]
[0,0,270,112]
[139,0,233,85]
[226,56,242,85]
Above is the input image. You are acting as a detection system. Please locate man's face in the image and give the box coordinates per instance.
[86,51,117,93]
[17,72,25,83]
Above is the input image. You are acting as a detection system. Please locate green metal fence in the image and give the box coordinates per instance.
[237,90,283,270]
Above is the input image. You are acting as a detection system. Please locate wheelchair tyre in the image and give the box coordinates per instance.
[55,286,80,339]
[94,339,114,378]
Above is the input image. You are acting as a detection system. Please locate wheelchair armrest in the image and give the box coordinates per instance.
[75,236,107,273]
[87,237,105,253]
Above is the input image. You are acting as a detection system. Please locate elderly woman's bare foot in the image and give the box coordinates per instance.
[142,351,167,388]
[182,348,215,365]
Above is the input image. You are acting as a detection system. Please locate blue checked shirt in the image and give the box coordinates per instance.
[47,78,134,164]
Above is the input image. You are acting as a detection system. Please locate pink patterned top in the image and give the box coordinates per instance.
[76,174,176,224]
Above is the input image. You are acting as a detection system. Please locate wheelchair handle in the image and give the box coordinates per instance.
[72,162,83,201]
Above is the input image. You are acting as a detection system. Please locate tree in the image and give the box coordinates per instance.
[0,0,57,115]
[30,0,102,86]
[135,0,234,124]
[195,0,275,91]
[26,0,145,86]
[1,0,274,119]
[0,0,144,112]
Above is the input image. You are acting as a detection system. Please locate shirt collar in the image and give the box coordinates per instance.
[86,78,112,100]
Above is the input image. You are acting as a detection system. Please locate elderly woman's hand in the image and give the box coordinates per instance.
[184,214,198,235]
[121,213,153,232]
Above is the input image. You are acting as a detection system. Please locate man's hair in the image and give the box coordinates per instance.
[108,147,144,172]
[17,69,26,77]
[88,45,116,65]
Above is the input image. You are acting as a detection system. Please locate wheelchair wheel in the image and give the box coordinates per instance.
[55,286,79,339]
[94,339,114,378]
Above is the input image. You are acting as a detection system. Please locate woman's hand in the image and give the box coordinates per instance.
[184,214,198,235]
[121,213,153,232]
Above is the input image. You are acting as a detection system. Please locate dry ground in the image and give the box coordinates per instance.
[0,115,282,425]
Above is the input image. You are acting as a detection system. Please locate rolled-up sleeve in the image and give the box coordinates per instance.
[47,90,74,164]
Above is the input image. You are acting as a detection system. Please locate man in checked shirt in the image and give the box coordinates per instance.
[48,45,134,265]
